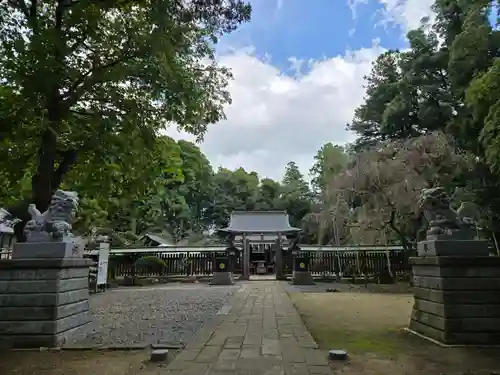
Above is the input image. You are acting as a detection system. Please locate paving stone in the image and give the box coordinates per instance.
[175,348,201,361]
[165,282,322,375]
[263,329,279,339]
[207,333,227,346]
[214,359,237,370]
[185,340,207,349]
[240,346,260,359]
[282,345,305,363]
[262,338,281,356]
[225,336,244,348]
[219,348,241,360]
[196,345,222,362]
[298,340,319,349]
[180,362,213,375]
[304,349,328,366]
[165,359,192,370]
[308,365,332,374]
[243,334,262,346]
[284,362,308,375]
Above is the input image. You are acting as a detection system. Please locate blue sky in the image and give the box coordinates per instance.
[221,0,407,73]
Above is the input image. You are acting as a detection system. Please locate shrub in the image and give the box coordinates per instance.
[134,256,166,274]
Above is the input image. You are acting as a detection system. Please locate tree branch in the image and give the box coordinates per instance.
[69,109,93,117]
[63,54,135,107]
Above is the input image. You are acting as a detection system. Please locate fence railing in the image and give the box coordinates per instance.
[1,244,411,281]
[283,250,408,278]
[105,247,409,280]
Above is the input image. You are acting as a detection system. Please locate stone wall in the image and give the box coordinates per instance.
[0,258,93,348]
[409,256,500,345]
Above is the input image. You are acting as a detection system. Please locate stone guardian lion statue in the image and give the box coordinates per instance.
[24,190,79,242]
[418,187,478,240]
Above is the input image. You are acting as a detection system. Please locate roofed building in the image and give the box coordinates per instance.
[219,210,300,280]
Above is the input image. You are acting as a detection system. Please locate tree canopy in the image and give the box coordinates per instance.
[4,0,500,249]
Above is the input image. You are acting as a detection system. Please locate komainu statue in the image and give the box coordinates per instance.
[418,187,478,240]
[0,208,21,237]
[24,190,79,242]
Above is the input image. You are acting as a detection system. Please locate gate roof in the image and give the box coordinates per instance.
[218,210,301,234]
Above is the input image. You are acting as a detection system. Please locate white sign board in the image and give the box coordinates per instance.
[97,242,110,286]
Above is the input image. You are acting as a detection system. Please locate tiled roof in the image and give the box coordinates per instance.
[219,211,301,234]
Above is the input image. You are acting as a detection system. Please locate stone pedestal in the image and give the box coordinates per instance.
[210,257,234,285]
[417,239,490,257]
[409,251,500,345]
[292,255,315,285]
[0,242,93,348]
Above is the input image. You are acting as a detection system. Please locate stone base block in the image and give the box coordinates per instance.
[13,241,76,259]
[409,254,500,345]
[0,258,93,348]
[417,240,489,257]
[1,321,92,349]
[409,314,500,345]
[292,271,315,285]
[210,272,234,285]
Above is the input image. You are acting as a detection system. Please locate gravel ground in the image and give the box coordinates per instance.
[69,283,239,347]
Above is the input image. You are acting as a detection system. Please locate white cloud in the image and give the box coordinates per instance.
[165,1,438,183]
[348,0,369,21]
[348,0,435,33]
[166,42,385,181]
[375,0,435,32]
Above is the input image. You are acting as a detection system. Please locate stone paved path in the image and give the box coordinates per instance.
[164,281,332,374]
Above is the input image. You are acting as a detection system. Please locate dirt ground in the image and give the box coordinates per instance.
[289,291,500,375]
[0,349,175,375]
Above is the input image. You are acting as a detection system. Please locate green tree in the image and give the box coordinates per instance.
[280,161,312,228]
[309,143,348,195]
[176,140,215,231]
[255,178,281,209]
[343,0,500,247]
[348,51,402,149]
[0,0,251,226]
[207,167,259,227]
[68,135,185,236]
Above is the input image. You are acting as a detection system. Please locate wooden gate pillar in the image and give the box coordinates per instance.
[275,233,286,280]
[242,233,250,280]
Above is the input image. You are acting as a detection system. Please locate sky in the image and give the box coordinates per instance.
[167,0,437,181]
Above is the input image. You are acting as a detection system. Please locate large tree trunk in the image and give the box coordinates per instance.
[32,128,58,213]
[10,128,77,242]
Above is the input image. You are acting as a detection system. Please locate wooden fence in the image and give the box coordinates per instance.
[0,243,410,281]
[283,250,407,278]
[108,247,408,280]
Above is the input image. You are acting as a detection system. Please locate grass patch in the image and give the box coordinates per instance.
[289,290,500,375]
[289,292,413,356]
